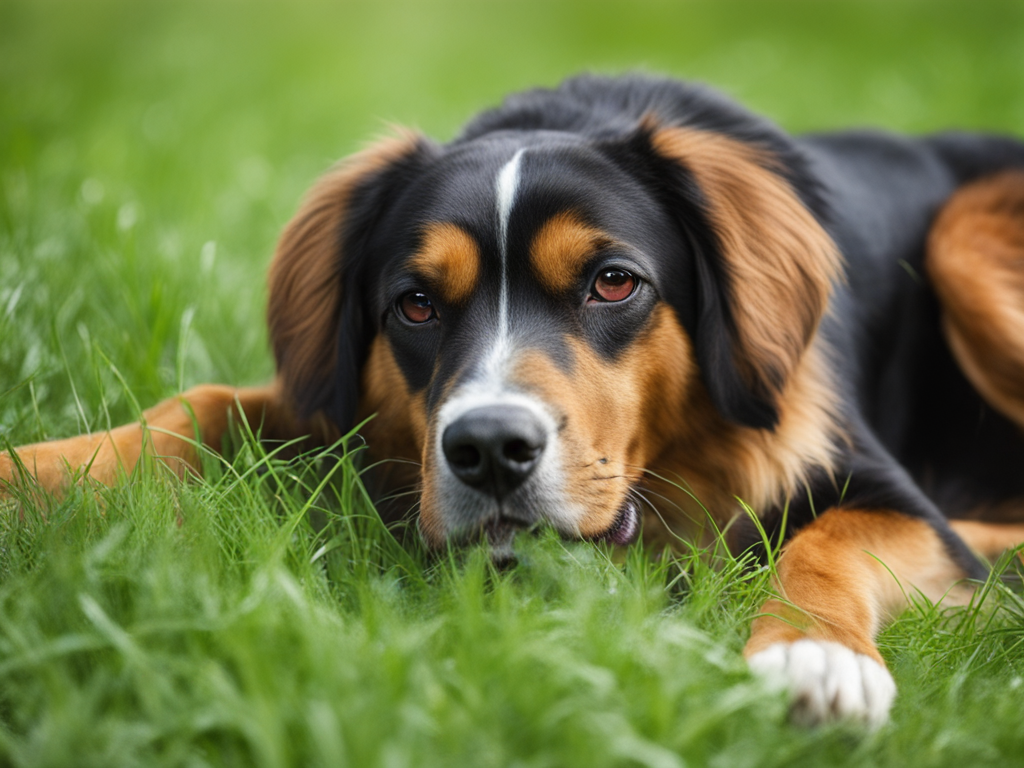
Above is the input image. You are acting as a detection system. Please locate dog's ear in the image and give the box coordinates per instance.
[631,124,841,429]
[267,130,433,431]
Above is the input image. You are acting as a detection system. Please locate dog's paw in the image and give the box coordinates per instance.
[748,639,896,728]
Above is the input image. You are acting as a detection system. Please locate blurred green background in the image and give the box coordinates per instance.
[1,0,1023,437]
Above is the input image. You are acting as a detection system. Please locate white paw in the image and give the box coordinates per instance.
[748,639,896,728]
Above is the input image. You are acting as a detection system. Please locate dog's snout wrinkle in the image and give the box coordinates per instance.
[442,404,547,499]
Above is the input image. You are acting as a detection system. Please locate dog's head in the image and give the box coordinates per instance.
[267,77,840,549]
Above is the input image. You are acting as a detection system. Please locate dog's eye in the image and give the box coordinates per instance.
[590,269,637,303]
[398,291,437,324]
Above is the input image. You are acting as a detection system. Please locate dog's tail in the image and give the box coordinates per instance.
[926,170,1024,435]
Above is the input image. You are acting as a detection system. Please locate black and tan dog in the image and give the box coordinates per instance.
[4,74,1024,727]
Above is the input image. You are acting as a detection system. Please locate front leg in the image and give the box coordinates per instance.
[1,382,310,494]
[744,508,974,728]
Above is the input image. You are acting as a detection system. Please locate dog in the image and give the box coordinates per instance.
[4,73,1024,727]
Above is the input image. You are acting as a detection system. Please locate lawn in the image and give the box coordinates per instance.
[2,0,1024,765]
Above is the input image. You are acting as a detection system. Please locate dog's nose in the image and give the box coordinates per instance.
[442,405,547,498]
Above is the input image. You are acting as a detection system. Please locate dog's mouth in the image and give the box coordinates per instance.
[481,496,641,564]
[597,497,641,546]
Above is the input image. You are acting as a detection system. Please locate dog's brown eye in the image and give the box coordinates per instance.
[591,269,636,303]
[399,292,436,323]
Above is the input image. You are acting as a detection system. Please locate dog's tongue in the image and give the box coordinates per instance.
[606,500,640,546]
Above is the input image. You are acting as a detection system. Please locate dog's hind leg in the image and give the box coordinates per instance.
[1,382,318,496]
[949,519,1024,561]
[927,170,1024,429]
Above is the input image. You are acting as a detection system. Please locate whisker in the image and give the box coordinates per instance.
[376,487,423,504]
[629,488,694,546]
[369,456,423,470]
[635,485,737,552]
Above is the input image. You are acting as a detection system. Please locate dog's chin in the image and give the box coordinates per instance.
[484,516,525,568]
[435,506,535,565]
[428,488,642,565]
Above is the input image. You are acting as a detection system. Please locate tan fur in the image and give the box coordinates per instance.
[357,336,427,464]
[650,126,843,400]
[409,222,481,306]
[417,471,443,546]
[267,130,424,412]
[0,383,308,494]
[926,170,1024,430]
[745,509,972,664]
[529,213,615,294]
[417,414,451,546]
[949,519,1024,561]
[355,336,428,526]
[500,304,695,537]
[644,337,844,543]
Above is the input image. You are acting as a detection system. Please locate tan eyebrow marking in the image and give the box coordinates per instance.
[408,222,481,305]
[529,212,615,293]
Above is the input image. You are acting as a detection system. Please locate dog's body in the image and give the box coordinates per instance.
[5,74,1024,727]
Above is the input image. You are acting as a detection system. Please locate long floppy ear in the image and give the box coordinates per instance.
[267,130,432,431]
[641,125,842,429]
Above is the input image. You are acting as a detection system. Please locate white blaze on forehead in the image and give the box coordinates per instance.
[493,149,525,349]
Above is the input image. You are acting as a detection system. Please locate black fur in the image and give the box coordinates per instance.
[321,73,1024,567]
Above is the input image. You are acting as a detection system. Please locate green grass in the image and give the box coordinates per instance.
[2,0,1024,765]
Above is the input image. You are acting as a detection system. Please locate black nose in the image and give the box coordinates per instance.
[442,405,548,498]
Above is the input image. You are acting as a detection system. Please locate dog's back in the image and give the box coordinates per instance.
[793,130,1024,521]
